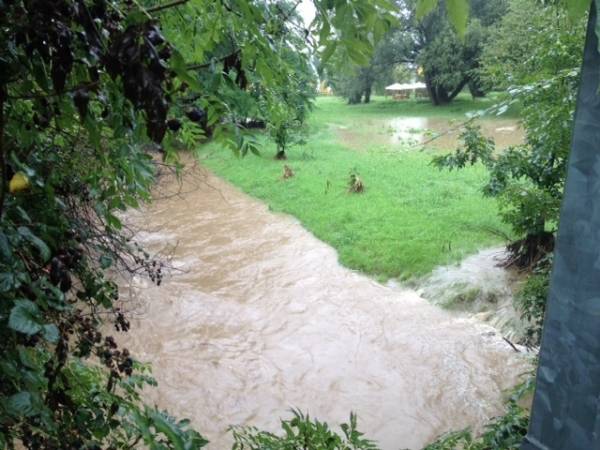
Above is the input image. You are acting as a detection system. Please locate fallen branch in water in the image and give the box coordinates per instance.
[503,336,521,353]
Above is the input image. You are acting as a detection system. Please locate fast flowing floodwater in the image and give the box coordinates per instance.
[336,117,524,151]
[119,163,528,450]
[417,248,528,344]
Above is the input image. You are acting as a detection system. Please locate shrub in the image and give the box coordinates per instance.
[516,260,552,346]
[231,410,378,450]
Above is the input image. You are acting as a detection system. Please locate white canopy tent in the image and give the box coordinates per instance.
[385,82,427,91]
[385,82,428,99]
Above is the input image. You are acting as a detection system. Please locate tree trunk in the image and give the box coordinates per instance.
[425,76,469,106]
[363,85,372,104]
[424,75,449,105]
[468,80,486,98]
[447,78,469,102]
[347,90,362,104]
[274,149,286,160]
[424,77,440,105]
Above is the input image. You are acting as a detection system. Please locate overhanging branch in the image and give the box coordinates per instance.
[147,0,189,14]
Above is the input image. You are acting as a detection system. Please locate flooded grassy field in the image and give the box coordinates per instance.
[335,116,524,151]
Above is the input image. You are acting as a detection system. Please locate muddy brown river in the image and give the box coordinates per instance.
[120,163,528,449]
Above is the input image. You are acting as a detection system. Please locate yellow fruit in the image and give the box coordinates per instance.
[9,172,31,194]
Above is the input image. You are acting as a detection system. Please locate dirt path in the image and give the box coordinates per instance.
[119,163,528,450]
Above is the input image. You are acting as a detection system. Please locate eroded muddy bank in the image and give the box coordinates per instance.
[119,163,529,449]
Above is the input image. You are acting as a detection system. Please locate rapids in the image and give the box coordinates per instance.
[118,163,529,449]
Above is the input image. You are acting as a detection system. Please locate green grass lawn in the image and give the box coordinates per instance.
[195,95,513,281]
[314,93,507,120]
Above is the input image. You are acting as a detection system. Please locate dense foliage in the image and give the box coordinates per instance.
[323,33,405,104]
[157,0,320,159]
[516,258,552,345]
[259,5,316,159]
[411,0,508,104]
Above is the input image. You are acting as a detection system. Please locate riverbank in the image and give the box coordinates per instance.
[196,95,521,280]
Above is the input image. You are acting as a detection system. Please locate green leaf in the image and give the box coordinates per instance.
[446,0,469,37]
[0,231,11,259]
[124,9,147,27]
[319,17,331,43]
[17,227,51,262]
[320,41,338,64]
[18,346,40,369]
[170,49,202,92]
[106,212,123,230]
[100,254,113,269]
[5,391,34,417]
[84,115,101,149]
[9,299,42,335]
[416,0,438,19]
[566,0,591,21]
[42,324,60,343]
[0,272,15,292]
[149,411,185,450]
[250,145,260,156]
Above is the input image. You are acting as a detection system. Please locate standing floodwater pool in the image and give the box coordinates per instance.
[335,117,524,151]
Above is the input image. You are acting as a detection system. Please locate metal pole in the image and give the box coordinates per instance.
[522,4,600,449]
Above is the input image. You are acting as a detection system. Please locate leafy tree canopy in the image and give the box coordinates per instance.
[406,0,509,104]
[326,0,509,105]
